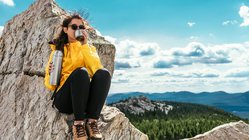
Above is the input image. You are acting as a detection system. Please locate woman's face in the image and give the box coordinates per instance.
[64,18,85,43]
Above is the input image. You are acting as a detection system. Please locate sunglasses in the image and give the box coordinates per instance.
[68,24,85,30]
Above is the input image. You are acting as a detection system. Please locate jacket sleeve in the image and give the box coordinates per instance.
[82,44,104,78]
[44,44,57,91]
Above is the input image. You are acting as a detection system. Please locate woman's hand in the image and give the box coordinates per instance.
[81,30,88,45]
[49,62,53,75]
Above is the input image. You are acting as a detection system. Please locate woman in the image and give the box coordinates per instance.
[44,14,111,140]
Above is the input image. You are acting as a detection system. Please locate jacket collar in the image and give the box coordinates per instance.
[66,41,81,46]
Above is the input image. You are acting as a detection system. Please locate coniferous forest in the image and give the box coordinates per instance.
[111,99,249,140]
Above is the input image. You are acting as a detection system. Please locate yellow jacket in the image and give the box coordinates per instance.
[44,41,103,93]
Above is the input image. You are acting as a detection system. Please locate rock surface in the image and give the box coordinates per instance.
[110,95,173,115]
[184,121,249,140]
[0,0,148,139]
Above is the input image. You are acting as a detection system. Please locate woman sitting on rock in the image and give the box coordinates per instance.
[44,14,111,140]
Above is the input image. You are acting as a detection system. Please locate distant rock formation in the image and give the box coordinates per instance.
[110,95,173,115]
[184,121,249,140]
[0,0,148,139]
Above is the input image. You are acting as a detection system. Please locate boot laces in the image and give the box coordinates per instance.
[89,121,100,134]
[75,124,86,138]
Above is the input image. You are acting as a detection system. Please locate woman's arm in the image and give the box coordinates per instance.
[44,44,57,91]
[82,44,104,78]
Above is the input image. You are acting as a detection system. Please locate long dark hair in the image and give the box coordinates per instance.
[49,14,84,54]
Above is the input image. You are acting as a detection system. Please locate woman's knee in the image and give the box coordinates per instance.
[72,67,90,79]
[94,68,111,78]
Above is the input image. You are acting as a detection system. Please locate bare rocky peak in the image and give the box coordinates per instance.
[110,95,173,115]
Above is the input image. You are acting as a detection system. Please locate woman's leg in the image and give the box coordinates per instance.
[53,67,91,140]
[70,67,91,120]
[53,72,74,115]
[53,67,91,120]
[84,68,111,139]
[85,68,111,120]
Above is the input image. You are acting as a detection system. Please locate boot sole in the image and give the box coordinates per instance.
[87,138,102,140]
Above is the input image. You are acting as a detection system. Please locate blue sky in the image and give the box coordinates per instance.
[1,0,249,46]
[1,0,249,93]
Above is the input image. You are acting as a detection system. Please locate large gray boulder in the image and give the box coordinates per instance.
[184,121,249,140]
[0,0,148,139]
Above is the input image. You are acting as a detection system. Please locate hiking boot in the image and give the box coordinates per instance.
[72,122,88,140]
[85,120,103,140]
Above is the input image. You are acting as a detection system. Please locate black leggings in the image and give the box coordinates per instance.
[53,67,111,120]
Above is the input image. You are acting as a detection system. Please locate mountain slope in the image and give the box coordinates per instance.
[107,91,249,118]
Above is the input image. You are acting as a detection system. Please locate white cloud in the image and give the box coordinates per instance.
[172,42,205,57]
[115,39,160,59]
[99,34,249,93]
[111,39,162,70]
[210,43,249,66]
[224,68,249,77]
[115,59,141,69]
[139,43,160,56]
[111,37,249,70]
[153,56,193,68]
[0,0,14,6]
[116,39,140,58]
[0,26,4,37]
[187,22,196,27]
[108,35,249,71]
[112,77,130,83]
[103,35,117,44]
[222,20,238,26]
[239,5,249,27]
[183,69,220,78]
[150,68,220,78]
[152,42,237,68]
